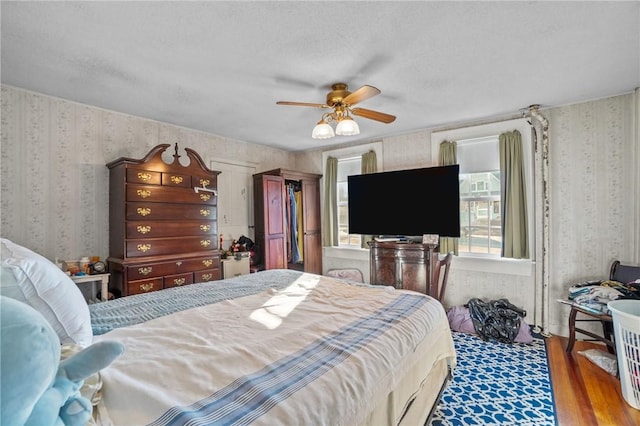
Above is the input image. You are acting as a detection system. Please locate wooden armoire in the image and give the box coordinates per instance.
[107,143,222,296]
[253,169,322,274]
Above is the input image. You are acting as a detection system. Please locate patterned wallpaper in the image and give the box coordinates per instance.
[547,93,638,334]
[2,84,638,336]
[1,85,295,263]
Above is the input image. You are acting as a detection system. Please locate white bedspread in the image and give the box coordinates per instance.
[93,272,455,426]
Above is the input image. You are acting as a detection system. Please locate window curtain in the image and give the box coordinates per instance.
[322,156,338,247]
[499,130,529,259]
[438,141,458,255]
[361,150,378,248]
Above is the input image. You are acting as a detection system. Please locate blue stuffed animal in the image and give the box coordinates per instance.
[0,296,124,425]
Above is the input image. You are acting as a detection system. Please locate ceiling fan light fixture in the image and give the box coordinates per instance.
[312,119,335,139]
[277,82,394,140]
[335,116,360,136]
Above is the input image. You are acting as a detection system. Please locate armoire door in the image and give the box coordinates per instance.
[301,178,322,274]
[256,174,287,270]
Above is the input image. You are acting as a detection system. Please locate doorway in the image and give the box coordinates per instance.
[209,159,257,251]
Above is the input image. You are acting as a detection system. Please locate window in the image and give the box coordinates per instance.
[322,141,383,249]
[460,171,501,254]
[432,118,534,259]
[337,157,361,247]
[458,136,502,255]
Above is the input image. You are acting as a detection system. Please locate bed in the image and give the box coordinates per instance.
[89,269,456,426]
[0,237,455,426]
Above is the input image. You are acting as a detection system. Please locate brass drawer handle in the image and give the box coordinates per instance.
[173,278,186,286]
[200,224,211,232]
[201,273,213,281]
[140,283,154,292]
[137,243,151,252]
[200,209,210,217]
[138,266,152,275]
[137,225,151,234]
[137,207,151,217]
[170,175,184,184]
[200,240,211,248]
[199,193,211,202]
[137,172,152,181]
[202,259,213,267]
[176,261,183,267]
[137,189,151,199]
[199,178,210,187]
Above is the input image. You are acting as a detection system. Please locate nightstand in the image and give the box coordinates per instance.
[221,257,250,279]
[70,273,110,302]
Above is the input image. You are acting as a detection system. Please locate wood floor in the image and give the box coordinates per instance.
[547,335,640,425]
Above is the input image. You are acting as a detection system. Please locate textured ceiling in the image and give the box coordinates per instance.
[2,1,639,152]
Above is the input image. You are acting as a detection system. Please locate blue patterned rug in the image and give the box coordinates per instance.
[429,332,557,425]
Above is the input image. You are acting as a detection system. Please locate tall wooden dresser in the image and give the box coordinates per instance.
[253,169,322,274]
[107,143,221,296]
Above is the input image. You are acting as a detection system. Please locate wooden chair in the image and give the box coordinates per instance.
[565,260,640,353]
[431,252,453,302]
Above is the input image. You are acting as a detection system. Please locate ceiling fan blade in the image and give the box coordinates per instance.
[343,85,381,106]
[352,107,396,124]
[276,101,329,108]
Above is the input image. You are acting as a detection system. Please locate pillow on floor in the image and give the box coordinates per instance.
[0,238,92,346]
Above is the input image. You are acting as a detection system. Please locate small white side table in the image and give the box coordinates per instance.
[70,273,110,302]
[221,257,250,279]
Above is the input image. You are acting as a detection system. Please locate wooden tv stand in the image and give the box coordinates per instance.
[368,241,439,295]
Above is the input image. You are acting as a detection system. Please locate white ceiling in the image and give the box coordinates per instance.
[2,1,639,152]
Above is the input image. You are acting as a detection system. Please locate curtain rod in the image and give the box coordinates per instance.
[430,108,541,133]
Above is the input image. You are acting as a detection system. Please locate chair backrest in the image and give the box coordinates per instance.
[432,252,453,302]
[610,260,640,284]
[326,268,364,283]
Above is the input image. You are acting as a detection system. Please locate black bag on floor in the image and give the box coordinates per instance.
[467,298,526,344]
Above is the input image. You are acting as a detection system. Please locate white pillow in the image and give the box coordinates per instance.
[1,264,28,302]
[0,238,92,346]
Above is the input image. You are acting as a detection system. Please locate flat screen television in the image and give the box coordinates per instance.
[347,164,460,238]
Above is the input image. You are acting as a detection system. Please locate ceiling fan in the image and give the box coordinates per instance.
[276,83,396,139]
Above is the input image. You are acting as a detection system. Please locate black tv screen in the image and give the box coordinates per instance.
[348,164,460,237]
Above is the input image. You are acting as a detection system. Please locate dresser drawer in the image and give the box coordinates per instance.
[126,202,216,221]
[164,272,194,289]
[127,261,180,280]
[161,172,191,188]
[126,237,216,258]
[127,277,163,295]
[126,255,220,280]
[192,175,217,190]
[195,268,221,283]
[179,255,220,271]
[127,169,162,185]
[126,221,217,238]
[126,184,217,205]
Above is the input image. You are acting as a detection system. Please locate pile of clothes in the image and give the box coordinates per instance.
[447,298,533,344]
[568,280,640,314]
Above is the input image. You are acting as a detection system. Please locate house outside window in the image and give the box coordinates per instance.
[456,135,502,255]
[459,170,501,254]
